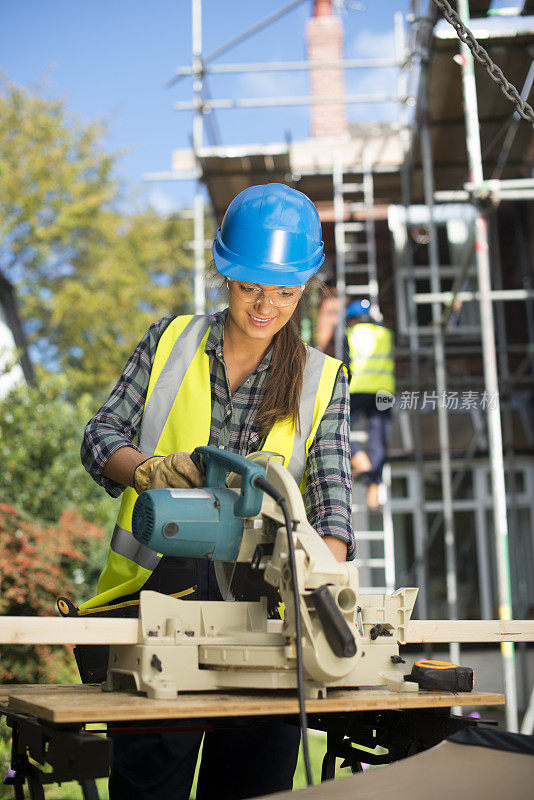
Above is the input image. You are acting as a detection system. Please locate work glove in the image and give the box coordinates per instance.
[133,453,204,493]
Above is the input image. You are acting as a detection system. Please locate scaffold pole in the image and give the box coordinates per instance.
[419,58,460,673]
[192,0,205,315]
[457,0,518,732]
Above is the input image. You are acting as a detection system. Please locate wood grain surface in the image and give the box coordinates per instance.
[5,686,505,724]
[0,683,91,704]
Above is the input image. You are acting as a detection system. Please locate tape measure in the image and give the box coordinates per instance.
[405,659,474,692]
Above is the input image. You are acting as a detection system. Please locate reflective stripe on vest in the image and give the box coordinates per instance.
[111,525,161,571]
[348,322,395,395]
[80,315,342,611]
[139,315,211,454]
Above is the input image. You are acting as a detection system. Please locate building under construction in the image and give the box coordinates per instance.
[151,0,534,730]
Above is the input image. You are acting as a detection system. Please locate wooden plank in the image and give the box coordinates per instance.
[6,687,505,724]
[0,616,533,644]
[406,620,534,643]
[0,617,138,645]
[0,683,93,704]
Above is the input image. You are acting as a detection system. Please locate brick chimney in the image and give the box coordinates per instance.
[306,0,348,139]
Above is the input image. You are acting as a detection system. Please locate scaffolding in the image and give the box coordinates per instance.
[400,0,534,731]
[146,0,534,732]
[146,0,408,321]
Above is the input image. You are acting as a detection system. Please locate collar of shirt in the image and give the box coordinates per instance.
[205,308,274,373]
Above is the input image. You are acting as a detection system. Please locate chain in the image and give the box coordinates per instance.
[430,0,534,125]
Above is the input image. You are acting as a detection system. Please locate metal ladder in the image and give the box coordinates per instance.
[334,156,397,592]
[333,157,380,318]
[351,461,396,594]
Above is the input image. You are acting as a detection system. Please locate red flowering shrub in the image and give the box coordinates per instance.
[0,503,105,683]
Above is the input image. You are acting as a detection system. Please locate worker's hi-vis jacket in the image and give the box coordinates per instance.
[347,322,395,396]
[80,314,344,612]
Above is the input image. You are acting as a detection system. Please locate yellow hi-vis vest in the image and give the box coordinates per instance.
[80,314,344,611]
[348,322,395,395]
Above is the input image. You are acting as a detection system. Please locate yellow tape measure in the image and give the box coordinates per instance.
[407,659,474,692]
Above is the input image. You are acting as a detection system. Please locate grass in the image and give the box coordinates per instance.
[29,778,109,800]
[294,730,357,788]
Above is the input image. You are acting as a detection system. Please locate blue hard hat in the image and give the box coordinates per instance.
[346,299,371,319]
[213,183,325,287]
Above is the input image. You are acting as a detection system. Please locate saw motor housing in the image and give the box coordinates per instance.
[103,446,418,699]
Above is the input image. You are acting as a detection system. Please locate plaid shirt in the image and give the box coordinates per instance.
[81,311,355,558]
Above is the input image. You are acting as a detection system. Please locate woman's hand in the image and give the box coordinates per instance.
[134,452,204,493]
[101,447,204,493]
[322,535,347,562]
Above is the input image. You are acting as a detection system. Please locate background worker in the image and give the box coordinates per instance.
[79,183,354,800]
[345,299,395,510]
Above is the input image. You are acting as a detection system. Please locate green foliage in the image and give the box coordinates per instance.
[0,80,116,279]
[293,732,354,787]
[40,208,194,398]
[0,374,112,604]
[0,374,114,528]
[0,79,200,726]
[0,78,194,399]
[0,720,12,799]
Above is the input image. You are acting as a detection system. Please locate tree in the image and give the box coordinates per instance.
[0,81,197,685]
[0,374,113,605]
[0,79,194,399]
[34,208,194,397]
[0,373,115,530]
[0,375,112,684]
[0,79,116,286]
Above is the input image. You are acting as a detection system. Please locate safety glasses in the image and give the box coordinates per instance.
[226,279,304,308]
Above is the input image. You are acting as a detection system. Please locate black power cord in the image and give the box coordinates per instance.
[253,474,313,787]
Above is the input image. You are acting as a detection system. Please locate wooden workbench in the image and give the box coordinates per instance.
[0,684,506,798]
[0,615,519,797]
[3,685,505,724]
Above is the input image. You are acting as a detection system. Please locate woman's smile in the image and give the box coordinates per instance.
[225,284,298,345]
[246,311,276,327]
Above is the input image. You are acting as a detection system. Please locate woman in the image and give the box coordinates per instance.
[79,183,354,800]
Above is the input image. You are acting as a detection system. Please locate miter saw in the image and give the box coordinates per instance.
[103,446,418,700]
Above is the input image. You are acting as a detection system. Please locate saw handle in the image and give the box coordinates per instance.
[312,585,357,658]
[192,445,265,518]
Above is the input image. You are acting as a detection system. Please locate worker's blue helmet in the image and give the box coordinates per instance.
[346,299,371,319]
[213,183,325,287]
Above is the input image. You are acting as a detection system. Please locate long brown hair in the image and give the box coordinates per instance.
[207,263,327,437]
[256,309,307,437]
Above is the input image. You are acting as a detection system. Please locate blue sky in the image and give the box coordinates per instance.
[1,0,512,213]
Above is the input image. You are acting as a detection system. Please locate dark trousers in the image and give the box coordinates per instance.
[109,717,301,800]
[77,558,301,800]
[350,392,392,485]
